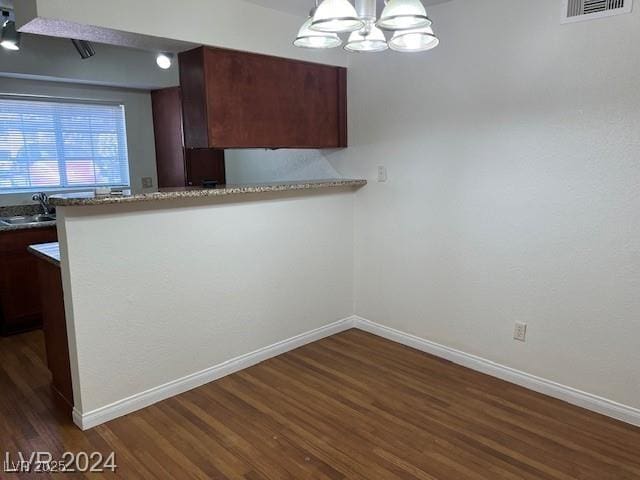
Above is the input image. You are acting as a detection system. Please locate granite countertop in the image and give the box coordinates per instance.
[28,242,60,266]
[0,205,57,232]
[0,219,56,232]
[49,179,367,207]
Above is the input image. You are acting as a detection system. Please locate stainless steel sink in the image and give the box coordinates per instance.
[0,214,56,226]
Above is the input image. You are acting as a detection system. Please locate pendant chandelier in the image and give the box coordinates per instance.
[294,0,439,53]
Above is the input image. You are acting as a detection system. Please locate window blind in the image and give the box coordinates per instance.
[0,97,130,192]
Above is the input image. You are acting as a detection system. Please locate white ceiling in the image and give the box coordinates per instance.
[243,0,451,17]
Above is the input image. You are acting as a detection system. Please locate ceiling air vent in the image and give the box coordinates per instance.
[562,0,633,23]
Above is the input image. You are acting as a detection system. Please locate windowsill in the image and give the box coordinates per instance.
[0,186,131,207]
[0,186,130,195]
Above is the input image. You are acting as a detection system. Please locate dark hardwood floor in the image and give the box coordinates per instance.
[1,329,639,479]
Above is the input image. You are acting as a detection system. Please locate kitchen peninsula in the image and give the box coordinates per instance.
[47,179,365,429]
[49,179,366,206]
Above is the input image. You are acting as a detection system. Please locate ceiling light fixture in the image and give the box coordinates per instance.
[294,14,343,49]
[71,39,95,59]
[344,0,388,52]
[156,52,174,69]
[1,11,21,51]
[294,0,438,54]
[310,0,364,33]
[388,25,439,52]
[377,0,431,31]
[344,23,388,52]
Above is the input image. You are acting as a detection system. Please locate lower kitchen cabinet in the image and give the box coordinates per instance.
[35,255,74,413]
[0,227,57,335]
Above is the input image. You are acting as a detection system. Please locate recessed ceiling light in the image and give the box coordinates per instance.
[156,52,173,69]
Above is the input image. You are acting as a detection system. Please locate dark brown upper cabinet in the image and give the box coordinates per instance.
[178,46,347,149]
[151,86,226,188]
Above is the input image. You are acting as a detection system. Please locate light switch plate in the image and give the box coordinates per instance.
[142,177,153,188]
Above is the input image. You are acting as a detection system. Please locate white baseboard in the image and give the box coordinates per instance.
[73,316,357,430]
[353,316,640,427]
[74,314,640,430]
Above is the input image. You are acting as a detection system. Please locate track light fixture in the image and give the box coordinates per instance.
[71,39,95,59]
[1,10,21,51]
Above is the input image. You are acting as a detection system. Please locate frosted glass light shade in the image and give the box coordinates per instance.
[377,0,431,31]
[344,25,388,53]
[294,17,342,49]
[311,0,364,33]
[388,25,439,52]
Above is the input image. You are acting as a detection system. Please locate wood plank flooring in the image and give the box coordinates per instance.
[1,328,639,479]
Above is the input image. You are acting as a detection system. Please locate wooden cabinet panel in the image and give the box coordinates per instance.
[1,253,40,332]
[179,49,209,151]
[151,86,225,188]
[186,149,226,187]
[151,87,187,188]
[179,46,347,149]
[0,227,57,335]
[37,259,74,412]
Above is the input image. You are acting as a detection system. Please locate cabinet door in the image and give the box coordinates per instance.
[186,149,226,187]
[37,260,74,411]
[0,228,57,335]
[180,47,347,149]
[151,87,187,188]
[0,253,41,333]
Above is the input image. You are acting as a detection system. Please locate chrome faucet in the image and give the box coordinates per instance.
[32,192,53,215]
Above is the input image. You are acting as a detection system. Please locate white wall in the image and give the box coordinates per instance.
[0,33,179,89]
[16,0,347,67]
[58,190,355,414]
[0,77,158,205]
[225,149,343,184]
[15,0,640,421]
[330,0,640,409]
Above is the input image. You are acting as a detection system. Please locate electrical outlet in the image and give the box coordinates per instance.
[377,166,387,183]
[513,322,527,342]
[141,177,153,188]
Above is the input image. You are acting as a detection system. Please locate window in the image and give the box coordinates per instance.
[0,96,130,192]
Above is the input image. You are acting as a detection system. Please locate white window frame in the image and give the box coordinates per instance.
[0,94,131,194]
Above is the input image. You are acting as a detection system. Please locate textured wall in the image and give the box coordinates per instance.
[330,0,640,408]
[17,0,346,67]
[0,33,179,89]
[58,190,355,413]
[225,149,343,184]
